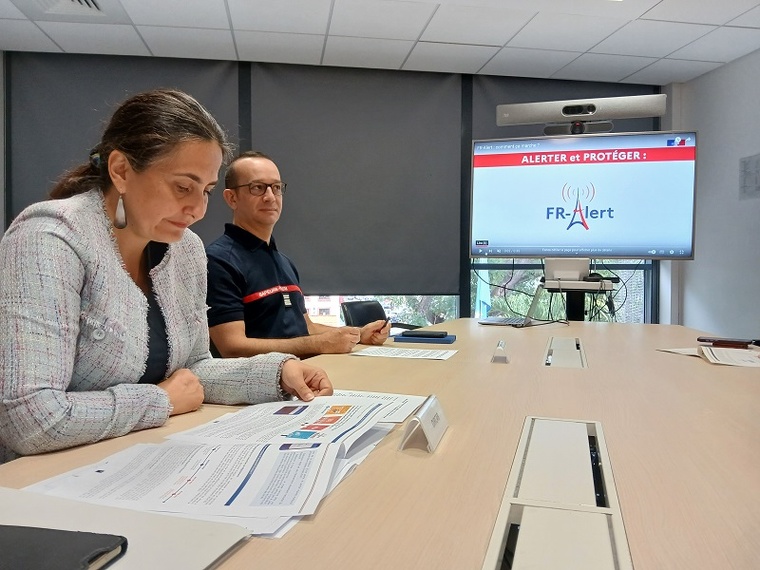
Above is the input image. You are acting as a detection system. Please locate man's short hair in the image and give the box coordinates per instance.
[225,150,274,189]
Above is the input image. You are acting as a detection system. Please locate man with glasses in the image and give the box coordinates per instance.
[206,151,390,358]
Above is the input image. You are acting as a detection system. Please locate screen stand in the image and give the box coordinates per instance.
[565,291,585,321]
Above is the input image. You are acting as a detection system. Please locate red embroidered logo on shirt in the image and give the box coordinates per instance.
[243,284,302,304]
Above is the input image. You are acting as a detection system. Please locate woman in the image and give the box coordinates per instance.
[0,89,332,462]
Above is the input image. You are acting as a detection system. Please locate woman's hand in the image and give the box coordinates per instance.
[279,360,333,402]
[158,368,204,415]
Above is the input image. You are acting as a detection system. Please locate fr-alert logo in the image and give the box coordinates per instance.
[546,183,614,230]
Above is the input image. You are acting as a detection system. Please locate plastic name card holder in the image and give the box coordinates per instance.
[491,339,509,364]
[398,394,449,453]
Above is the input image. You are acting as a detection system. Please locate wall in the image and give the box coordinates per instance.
[3,53,757,330]
[678,49,760,337]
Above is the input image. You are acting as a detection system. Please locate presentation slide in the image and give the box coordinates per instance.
[470,132,696,259]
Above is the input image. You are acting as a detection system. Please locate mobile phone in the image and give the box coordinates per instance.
[400,330,448,338]
[696,336,753,347]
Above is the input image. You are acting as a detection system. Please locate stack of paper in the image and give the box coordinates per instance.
[25,391,425,538]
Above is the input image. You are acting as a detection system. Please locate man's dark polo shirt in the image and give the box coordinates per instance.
[206,224,308,339]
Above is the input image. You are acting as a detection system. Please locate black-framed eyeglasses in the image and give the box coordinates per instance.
[231,181,287,196]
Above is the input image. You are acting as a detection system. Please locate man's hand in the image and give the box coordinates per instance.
[360,319,390,345]
[280,360,333,401]
[158,368,205,415]
[313,326,361,353]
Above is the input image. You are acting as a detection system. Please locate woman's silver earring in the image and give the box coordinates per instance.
[114,194,127,229]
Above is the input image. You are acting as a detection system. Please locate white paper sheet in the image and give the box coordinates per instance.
[699,345,760,367]
[351,346,457,360]
[332,390,426,423]
[166,397,391,454]
[28,441,338,518]
[658,346,760,367]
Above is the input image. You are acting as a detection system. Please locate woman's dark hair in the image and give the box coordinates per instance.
[50,89,233,199]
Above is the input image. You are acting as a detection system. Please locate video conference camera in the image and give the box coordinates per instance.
[496,93,667,135]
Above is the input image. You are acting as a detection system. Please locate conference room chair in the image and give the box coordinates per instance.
[340,300,419,331]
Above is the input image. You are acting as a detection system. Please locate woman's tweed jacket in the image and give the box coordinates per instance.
[0,190,294,461]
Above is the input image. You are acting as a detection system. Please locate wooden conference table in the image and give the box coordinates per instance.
[1,320,758,569]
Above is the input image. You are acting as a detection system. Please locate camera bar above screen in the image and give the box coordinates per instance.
[469,131,697,260]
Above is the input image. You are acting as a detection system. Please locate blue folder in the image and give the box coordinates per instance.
[394,334,456,345]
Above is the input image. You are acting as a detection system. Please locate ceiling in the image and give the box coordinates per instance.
[1,0,760,86]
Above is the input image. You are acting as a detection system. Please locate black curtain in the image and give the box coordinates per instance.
[6,52,239,246]
[247,63,462,295]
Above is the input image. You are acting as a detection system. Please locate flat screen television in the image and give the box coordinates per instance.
[469,131,697,259]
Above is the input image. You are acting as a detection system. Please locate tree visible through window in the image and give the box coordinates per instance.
[305,295,459,328]
[471,260,649,323]
[303,260,649,327]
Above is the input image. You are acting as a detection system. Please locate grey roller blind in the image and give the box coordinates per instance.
[247,64,461,295]
[7,53,239,246]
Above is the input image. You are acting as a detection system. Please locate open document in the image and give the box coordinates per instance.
[29,441,339,518]
[25,392,425,537]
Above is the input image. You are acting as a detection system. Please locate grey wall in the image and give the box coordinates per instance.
[676,49,760,337]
